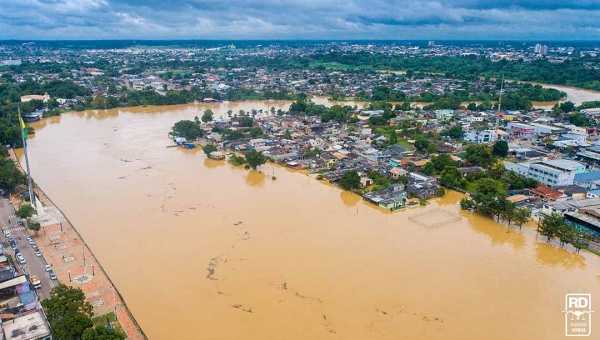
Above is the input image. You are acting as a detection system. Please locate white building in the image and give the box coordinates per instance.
[529,160,585,186]
[505,159,586,187]
[20,93,50,103]
[567,125,588,136]
[504,162,531,177]
[464,130,496,144]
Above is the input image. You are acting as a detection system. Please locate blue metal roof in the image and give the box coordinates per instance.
[574,171,600,183]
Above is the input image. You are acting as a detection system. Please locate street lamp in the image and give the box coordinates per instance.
[91,265,95,276]
[68,270,71,282]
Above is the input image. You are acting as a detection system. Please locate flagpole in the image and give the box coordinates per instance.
[18,106,35,208]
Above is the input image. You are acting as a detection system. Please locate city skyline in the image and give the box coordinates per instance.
[1,0,599,40]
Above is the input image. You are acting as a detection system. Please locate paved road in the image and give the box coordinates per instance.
[0,198,57,299]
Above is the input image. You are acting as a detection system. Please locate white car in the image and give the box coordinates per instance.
[35,250,42,257]
[4,231,10,238]
[18,257,26,264]
[44,265,51,272]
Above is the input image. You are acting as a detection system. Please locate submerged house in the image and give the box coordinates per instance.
[407,173,438,199]
[208,151,225,160]
[363,184,407,210]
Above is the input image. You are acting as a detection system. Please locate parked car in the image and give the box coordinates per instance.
[26,236,32,241]
[4,231,10,237]
[31,243,37,249]
[49,271,57,280]
[11,244,17,251]
[35,250,42,257]
[17,220,22,225]
[7,236,14,243]
[28,239,35,245]
[18,257,26,264]
[44,265,51,272]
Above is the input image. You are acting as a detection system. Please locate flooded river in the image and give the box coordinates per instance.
[20,101,600,340]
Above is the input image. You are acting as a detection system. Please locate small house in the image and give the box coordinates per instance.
[208,151,225,160]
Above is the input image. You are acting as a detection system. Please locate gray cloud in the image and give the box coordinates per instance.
[0,0,598,40]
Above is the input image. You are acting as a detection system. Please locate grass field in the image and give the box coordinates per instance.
[465,178,508,195]
[92,312,124,334]
[396,138,414,150]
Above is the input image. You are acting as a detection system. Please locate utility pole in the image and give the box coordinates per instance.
[18,107,35,208]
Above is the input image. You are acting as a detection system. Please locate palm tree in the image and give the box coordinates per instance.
[227,110,233,118]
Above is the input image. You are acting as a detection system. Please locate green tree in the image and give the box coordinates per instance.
[492,140,509,157]
[541,136,554,145]
[421,162,436,176]
[283,130,292,140]
[513,207,531,230]
[82,327,126,340]
[435,187,446,196]
[202,144,217,155]
[414,137,429,151]
[201,109,214,123]
[28,222,41,235]
[340,170,361,190]
[539,212,564,242]
[228,154,246,166]
[245,149,267,169]
[556,223,576,248]
[389,132,398,144]
[464,144,495,168]
[170,120,202,140]
[559,101,576,113]
[475,178,503,196]
[0,145,8,158]
[249,127,264,138]
[16,204,35,219]
[90,96,108,109]
[0,160,27,193]
[41,284,94,340]
[460,198,476,211]
[440,166,465,188]
[238,117,253,127]
[431,154,456,172]
[426,143,438,154]
[499,200,517,226]
[441,124,463,139]
[568,112,590,127]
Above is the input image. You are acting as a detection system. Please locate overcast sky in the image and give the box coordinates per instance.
[1,0,599,40]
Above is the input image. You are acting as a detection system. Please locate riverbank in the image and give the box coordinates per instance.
[9,149,147,340]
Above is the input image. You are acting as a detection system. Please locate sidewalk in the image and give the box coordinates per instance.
[10,150,146,340]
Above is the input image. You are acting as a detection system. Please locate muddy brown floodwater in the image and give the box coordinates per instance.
[19,101,600,340]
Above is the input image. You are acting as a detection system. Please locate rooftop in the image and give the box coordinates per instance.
[2,311,51,340]
[535,159,584,171]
